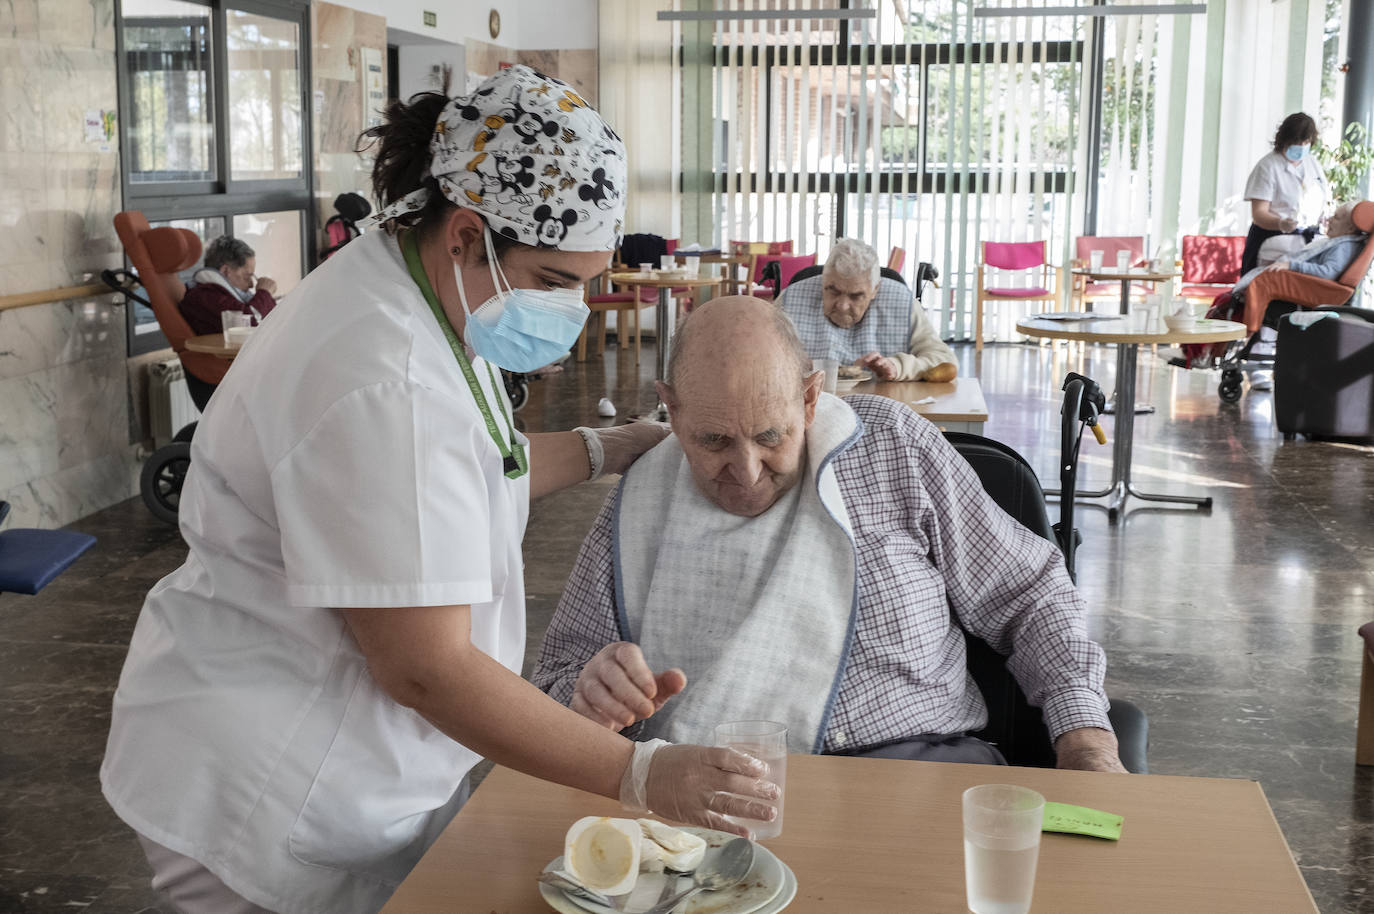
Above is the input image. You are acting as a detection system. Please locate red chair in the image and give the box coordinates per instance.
[1179,235,1245,306]
[975,240,1061,351]
[887,246,906,274]
[730,240,794,295]
[112,211,223,398]
[1071,236,1150,311]
[1360,621,1374,766]
[754,253,818,299]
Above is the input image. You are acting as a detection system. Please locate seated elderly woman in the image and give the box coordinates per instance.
[178,235,280,337]
[779,238,957,383]
[1232,201,1368,328]
[533,295,1125,772]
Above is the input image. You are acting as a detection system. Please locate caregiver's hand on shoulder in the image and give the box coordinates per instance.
[643,744,779,836]
[594,422,671,477]
[572,641,686,730]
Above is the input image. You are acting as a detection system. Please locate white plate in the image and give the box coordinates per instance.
[538,827,795,914]
[834,368,873,392]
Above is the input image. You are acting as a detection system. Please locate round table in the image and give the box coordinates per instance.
[1071,268,1180,413]
[608,272,723,418]
[183,333,241,359]
[1017,315,1247,518]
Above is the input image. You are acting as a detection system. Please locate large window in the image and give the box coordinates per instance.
[117,0,311,354]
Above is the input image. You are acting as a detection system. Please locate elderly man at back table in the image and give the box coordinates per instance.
[780,238,958,383]
[533,296,1125,772]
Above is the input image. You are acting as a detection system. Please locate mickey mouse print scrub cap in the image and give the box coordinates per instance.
[369,65,628,252]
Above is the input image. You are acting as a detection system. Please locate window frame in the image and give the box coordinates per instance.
[114,0,314,355]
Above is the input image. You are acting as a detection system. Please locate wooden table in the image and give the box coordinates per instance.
[846,376,989,434]
[381,754,1315,913]
[183,333,241,359]
[609,272,723,419]
[1017,315,1247,518]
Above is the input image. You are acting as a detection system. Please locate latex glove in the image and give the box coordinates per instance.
[1278,216,1299,233]
[856,351,898,381]
[593,421,671,477]
[620,740,780,836]
[1054,727,1128,773]
[572,641,686,730]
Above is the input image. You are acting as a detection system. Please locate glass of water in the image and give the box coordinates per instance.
[714,720,787,839]
[963,784,1044,914]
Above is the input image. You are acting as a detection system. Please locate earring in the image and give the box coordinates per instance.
[451,246,461,256]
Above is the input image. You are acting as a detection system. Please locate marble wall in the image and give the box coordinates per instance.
[466,40,599,106]
[312,2,387,245]
[0,0,139,529]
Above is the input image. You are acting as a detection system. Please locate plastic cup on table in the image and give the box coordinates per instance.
[684,255,701,277]
[638,262,653,274]
[963,784,1045,914]
[660,254,677,272]
[714,720,787,840]
[1088,250,1105,273]
[221,310,251,346]
[811,358,839,395]
[1116,249,1131,271]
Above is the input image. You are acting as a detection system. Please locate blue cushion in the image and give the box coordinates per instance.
[0,529,97,595]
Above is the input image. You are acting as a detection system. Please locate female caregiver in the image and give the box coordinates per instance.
[101,65,776,914]
[1241,111,1330,274]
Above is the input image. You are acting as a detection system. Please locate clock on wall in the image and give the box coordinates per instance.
[489,9,501,40]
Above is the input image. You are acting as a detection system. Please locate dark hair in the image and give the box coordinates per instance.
[204,235,255,272]
[356,91,522,263]
[1272,112,1318,152]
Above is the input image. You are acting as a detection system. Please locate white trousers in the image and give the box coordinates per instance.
[137,833,277,914]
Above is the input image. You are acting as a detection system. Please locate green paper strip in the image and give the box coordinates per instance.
[1042,802,1123,841]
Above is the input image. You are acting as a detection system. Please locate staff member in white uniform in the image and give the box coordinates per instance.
[101,65,777,914]
[1241,111,1330,275]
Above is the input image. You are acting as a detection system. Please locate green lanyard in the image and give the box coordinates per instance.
[400,231,528,479]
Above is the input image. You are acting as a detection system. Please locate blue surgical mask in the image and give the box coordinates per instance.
[453,227,590,373]
[1284,144,1308,163]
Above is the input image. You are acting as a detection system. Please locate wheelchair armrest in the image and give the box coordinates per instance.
[1107,698,1149,774]
[1316,305,1374,324]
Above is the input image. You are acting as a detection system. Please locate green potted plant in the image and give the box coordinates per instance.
[1316,122,1374,202]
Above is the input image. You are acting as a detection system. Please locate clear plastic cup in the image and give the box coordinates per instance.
[221,310,252,346]
[963,784,1044,914]
[714,720,787,839]
[638,262,653,274]
[660,254,677,271]
[1088,250,1104,273]
[811,358,838,395]
[1116,249,1131,271]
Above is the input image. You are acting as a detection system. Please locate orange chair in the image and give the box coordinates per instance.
[1070,236,1151,311]
[974,240,1061,351]
[1178,235,1245,307]
[1359,621,1374,766]
[112,211,223,403]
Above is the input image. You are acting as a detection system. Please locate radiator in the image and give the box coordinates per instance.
[148,358,199,446]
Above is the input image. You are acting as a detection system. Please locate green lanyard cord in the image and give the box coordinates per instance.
[400,231,528,480]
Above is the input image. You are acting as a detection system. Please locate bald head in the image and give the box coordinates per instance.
[666,296,812,394]
[656,296,824,517]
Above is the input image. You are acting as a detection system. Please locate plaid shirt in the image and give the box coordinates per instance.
[532,395,1111,751]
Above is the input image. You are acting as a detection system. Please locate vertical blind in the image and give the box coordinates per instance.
[617,0,1342,339]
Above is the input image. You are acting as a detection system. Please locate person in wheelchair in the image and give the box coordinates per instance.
[534,295,1126,773]
[178,235,279,336]
[779,238,958,383]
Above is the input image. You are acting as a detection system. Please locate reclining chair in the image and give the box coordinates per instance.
[108,211,217,523]
[1216,200,1374,403]
[1273,306,1374,439]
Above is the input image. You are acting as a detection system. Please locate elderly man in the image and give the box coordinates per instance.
[178,235,279,337]
[779,238,957,383]
[533,296,1124,771]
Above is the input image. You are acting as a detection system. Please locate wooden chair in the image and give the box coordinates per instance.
[729,240,793,296]
[1359,621,1374,766]
[1179,235,1246,307]
[974,240,1061,351]
[578,269,643,362]
[1070,236,1151,311]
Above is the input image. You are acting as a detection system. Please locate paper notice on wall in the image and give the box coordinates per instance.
[362,47,385,129]
[84,109,116,151]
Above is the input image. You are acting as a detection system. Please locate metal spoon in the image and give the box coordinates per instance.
[641,837,755,914]
[537,869,616,908]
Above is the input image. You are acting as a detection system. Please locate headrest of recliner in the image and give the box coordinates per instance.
[144,227,203,273]
[1351,201,1374,234]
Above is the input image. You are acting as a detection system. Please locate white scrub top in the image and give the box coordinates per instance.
[101,229,530,914]
[1243,149,1329,226]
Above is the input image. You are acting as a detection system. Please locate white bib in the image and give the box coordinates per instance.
[614,394,863,752]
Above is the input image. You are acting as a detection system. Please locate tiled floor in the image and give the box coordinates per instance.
[1,340,1371,913]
